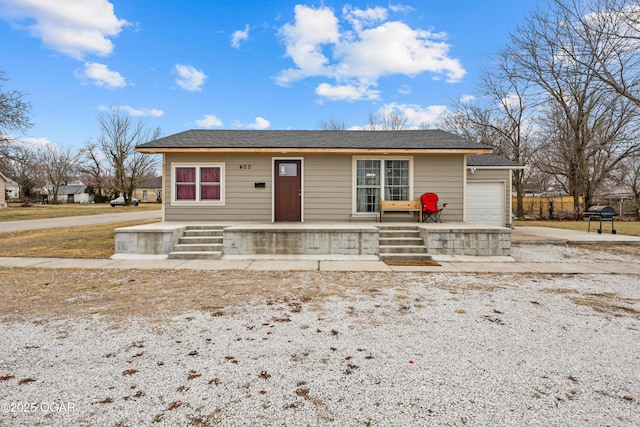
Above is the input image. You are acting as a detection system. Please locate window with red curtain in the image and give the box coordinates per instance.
[175,167,196,200]
[174,165,222,202]
[200,167,221,201]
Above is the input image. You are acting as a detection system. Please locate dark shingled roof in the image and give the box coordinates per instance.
[467,154,523,168]
[137,176,162,188]
[137,129,492,151]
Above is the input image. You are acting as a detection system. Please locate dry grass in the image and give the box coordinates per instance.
[2,267,637,324]
[542,287,640,319]
[0,269,396,322]
[515,219,640,236]
[0,203,160,221]
[569,292,640,318]
[0,220,157,258]
[439,277,513,294]
[571,244,640,258]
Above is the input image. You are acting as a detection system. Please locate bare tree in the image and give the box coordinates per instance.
[39,144,80,203]
[318,117,347,130]
[98,107,160,202]
[3,143,44,200]
[367,111,408,130]
[613,154,640,218]
[440,49,540,218]
[506,3,640,213]
[79,139,110,201]
[1,69,31,151]
[554,0,640,106]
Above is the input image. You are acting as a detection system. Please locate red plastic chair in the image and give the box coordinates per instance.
[421,192,447,223]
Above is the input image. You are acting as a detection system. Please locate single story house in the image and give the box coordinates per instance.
[2,174,20,201]
[133,176,162,203]
[122,130,520,259]
[136,130,521,225]
[0,171,8,208]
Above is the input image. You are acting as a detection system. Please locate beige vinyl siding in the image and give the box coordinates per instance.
[467,168,512,226]
[164,153,273,221]
[163,152,470,223]
[413,154,464,222]
[304,154,353,221]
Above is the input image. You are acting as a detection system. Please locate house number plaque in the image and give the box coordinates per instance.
[239,164,252,170]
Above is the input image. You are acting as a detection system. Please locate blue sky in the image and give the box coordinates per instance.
[0,0,536,150]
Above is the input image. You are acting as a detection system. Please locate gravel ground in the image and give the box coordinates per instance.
[1,245,639,427]
[510,243,640,264]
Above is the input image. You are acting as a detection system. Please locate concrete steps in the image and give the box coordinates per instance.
[168,225,225,260]
[377,225,432,261]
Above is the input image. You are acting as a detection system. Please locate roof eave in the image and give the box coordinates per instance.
[136,147,493,155]
[468,165,526,170]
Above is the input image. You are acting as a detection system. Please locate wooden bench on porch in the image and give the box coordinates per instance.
[379,200,422,222]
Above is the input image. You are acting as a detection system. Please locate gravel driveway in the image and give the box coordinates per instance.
[0,244,638,426]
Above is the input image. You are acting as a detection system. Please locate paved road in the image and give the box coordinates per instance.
[0,210,162,233]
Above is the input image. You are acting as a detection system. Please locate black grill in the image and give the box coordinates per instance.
[587,206,617,234]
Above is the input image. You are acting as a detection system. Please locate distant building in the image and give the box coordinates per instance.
[0,171,8,208]
[3,176,20,200]
[133,176,162,203]
[55,184,93,204]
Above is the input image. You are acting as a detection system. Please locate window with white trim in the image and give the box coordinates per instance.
[173,164,224,203]
[355,159,410,213]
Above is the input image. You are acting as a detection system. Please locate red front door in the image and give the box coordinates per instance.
[274,160,301,221]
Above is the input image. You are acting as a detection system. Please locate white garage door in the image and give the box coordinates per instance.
[466,182,505,227]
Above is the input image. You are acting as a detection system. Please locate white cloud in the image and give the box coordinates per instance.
[195,114,223,128]
[398,84,411,95]
[276,5,340,85]
[377,103,449,128]
[76,62,126,88]
[18,136,55,148]
[231,25,250,48]
[335,21,465,81]
[247,117,270,130]
[0,0,129,59]
[175,64,207,92]
[119,106,164,117]
[315,82,380,101]
[342,5,387,32]
[502,93,522,109]
[238,117,270,130]
[388,3,415,14]
[276,4,465,101]
[459,94,476,104]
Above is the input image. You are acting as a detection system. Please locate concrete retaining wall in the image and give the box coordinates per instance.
[223,224,379,256]
[422,226,511,256]
[114,224,183,255]
[113,222,511,258]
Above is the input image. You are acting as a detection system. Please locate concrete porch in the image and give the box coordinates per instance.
[113,221,512,260]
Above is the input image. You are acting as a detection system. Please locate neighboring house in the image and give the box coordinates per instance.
[55,184,93,204]
[136,129,518,225]
[133,176,162,203]
[0,171,7,208]
[467,154,525,227]
[3,176,20,200]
